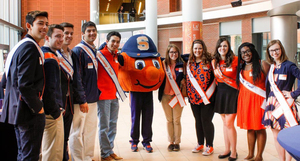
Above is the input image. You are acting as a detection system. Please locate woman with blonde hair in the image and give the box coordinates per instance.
[186,39,216,156]
[262,39,300,161]
[158,44,185,151]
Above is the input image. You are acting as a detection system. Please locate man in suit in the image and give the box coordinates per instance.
[0,10,48,161]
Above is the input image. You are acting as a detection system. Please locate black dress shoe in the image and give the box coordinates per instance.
[218,151,231,159]
[228,153,238,161]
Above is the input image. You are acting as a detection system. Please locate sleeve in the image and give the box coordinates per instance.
[43,59,61,119]
[17,43,43,113]
[1,73,6,89]
[72,52,87,104]
[72,47,86,87]
[289,63,300,99]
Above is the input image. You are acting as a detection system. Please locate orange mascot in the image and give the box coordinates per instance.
[118,34,165,152]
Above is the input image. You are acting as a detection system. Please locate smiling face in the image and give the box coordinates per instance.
[63,27,73,46]
[218,41,229,59]
[46,28,64,51]
[169,47,178,63]
[269,43,282,62]
[82,26,97,44]
[193,43,203,59]
[240,46,252,63]
[106,35,120,52]
[27,16,49,42]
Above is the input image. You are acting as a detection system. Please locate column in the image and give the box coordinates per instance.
[90,0,99,24]
[145,0,157,46]
[182,0,203,54]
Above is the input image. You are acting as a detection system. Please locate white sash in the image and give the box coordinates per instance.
[239,72,266,109]
[163,62,186,108]
[187,63,216,105]
[5,37,44,77]
[269,64,298,127]
[56,50,74,80]
[96,51,126,102]
[76,43,98,73]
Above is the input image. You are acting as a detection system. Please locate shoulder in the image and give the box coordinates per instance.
[261,60,270,74]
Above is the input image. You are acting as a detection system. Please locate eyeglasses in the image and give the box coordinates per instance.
[169,51,178,54]
[269,48,280,53]
[241,50,251,55]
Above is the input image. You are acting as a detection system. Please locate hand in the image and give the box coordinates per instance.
[282,91,292,99]
[38,107,44,114]
[80,103,89,113]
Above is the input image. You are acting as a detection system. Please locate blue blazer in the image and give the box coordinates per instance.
[0,35,44,125]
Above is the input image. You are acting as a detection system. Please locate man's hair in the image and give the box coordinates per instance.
[81,21,96,33]
[60,22,74,29]
[47,24,64,37]
[26,10,48,26]
[106,31,121,41]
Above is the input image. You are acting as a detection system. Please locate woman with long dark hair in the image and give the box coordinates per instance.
[262,40,300,161]
[158,44,185,151]
[212,38,239,161]
[236,42,269,161]
[186,39,216,156]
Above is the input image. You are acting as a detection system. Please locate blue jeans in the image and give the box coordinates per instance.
[15,113,45,161]
[118,14,124,23]
[97,99,119,158]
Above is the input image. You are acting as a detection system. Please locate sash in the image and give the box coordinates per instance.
[5,37,44,77]
[76,43,98,73]
[44,52,59,65]
[163,62,186,108]
[56,50,74,80]
[239,71,266,109]
[268,64,298,127]
[96,51,126,102]
[187,63,216,105]
[211,60,238,89]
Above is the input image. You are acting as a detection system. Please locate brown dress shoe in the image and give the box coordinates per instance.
[110,153,123,160]
[101,156,114,161]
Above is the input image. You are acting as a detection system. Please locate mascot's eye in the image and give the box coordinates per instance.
[135,60,145,70]
[152,59,160,69]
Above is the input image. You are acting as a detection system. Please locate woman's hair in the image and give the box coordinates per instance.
[236,42,264,86]
[188,39,212,65]
[213,38,235,67]
[164,44,183,66]
[266,39,288,64]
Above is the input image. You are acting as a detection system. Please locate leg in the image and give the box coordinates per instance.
[172,102,183,145]
[245,130,255,160]
[130,92,142,144]
[141,92,153,145]
[98,100,112,158]
[220,114,231,155]
[83,102,97,160]
[161,94,175,144]
[200,103,215,147]
[191,104,204,146]
[224,114,237,158]
[16,114,45,161]
[255,129,266,161]
[69,104,87,160]
[63,102,73,161]
[41,113,64,161]
[107,99,120,155]
[272,129,286,161]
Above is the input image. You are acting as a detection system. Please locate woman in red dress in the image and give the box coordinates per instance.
[236,42,269,161]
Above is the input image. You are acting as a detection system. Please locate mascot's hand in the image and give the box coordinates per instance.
[118,55,124,66]
[80,102,89,113]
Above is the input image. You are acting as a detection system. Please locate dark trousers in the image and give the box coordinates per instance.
[130,91,153,146]
[0,122,17,161]
[63,101,73,161]
[15,114,45,161]
[191,103,215,147]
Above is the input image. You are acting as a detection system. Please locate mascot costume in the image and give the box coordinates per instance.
[118,34,165,152]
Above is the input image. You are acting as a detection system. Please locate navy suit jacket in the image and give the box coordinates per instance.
[0,35,44,125]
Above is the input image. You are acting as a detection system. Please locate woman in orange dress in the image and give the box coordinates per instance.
[236,42,269,161]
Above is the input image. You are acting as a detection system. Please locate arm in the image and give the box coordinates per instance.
[72,53,87,104]
[17,43,43,114]
[261,60,270,75]
[288,63,300,99]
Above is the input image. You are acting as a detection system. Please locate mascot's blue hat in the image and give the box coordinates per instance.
[121,34,160,58]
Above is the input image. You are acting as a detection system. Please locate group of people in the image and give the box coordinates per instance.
[118,5,137,23]
[159,38,300,161]
[1,9,300,161]
[0,10,124,161]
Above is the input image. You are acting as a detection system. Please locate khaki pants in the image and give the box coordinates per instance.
[161,94,183,144]
[69,103,97,161]
[41,113,64,161]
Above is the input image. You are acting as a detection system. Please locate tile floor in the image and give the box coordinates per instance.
[90,91,290,161]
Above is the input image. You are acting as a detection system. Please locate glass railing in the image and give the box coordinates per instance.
[99,13,145,24]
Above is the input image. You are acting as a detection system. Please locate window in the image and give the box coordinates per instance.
[220,21,242,55]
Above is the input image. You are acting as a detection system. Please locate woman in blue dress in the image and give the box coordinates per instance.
[262,39,300,161]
